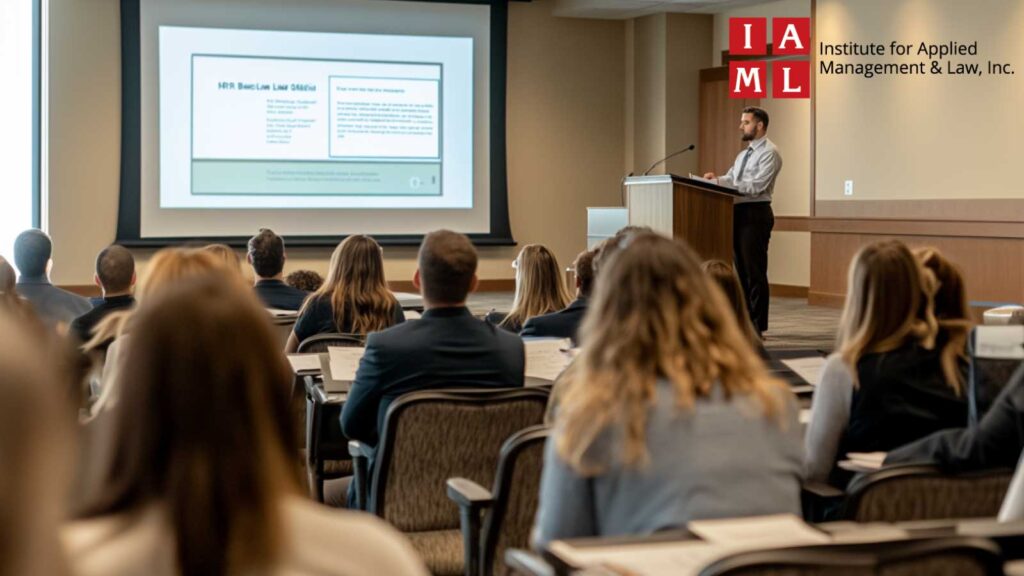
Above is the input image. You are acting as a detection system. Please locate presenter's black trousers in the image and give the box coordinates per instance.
[733,202,774,335]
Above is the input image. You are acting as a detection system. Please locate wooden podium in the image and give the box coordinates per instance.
[624,174,741,262]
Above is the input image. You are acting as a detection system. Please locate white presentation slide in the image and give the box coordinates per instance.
[159,26,473,210]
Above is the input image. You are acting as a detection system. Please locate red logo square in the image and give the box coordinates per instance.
[772,60,810,98]
[729,18,767,55]
[729,61,767,98]
[772,17,810,55]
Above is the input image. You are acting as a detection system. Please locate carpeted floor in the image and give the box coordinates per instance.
[467,293,839,352]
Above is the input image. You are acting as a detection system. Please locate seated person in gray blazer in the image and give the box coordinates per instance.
[341,229,525,454]
[533,233,802,548]
[13,229,91,328]
[520,248,595,344]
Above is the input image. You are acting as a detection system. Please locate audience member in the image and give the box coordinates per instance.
[286,234,403,352]
[803,240,967,485]
[70,245,136,350]
[520,248,595,343]
[202,243,243,277]
[339,230,524,505]
[285,269,324,292]
[533,233,801,547]
[591,225,653,276]
[0,255,35,321]
[915,247,971,392]
[702,259,766,356]
[13,229,91,327]
[0,309,74,576]
[66,274,428,576]
[247,228,308,310]
[486,244,570,332]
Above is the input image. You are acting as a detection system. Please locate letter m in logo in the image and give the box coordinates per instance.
[729,61,766,98]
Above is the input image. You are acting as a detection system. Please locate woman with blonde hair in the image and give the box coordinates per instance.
[701,259,764,355]
[286,234,402,352]
[487,244,569,333]
[0,309,74,576]
[804,240,967,485]
[66,275,428,576]
[533,233,802,546]
[202,243,244,277]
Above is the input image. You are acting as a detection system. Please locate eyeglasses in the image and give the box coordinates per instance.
[511,259,519,270]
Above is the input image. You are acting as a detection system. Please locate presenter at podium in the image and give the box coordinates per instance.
[702,106,782,337]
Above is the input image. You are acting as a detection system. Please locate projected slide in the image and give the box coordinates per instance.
[160,27,472,210]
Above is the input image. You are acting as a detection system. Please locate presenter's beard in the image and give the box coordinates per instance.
[741,131,755,141]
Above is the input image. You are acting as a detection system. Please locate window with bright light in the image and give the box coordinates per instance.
[0,0,38,262]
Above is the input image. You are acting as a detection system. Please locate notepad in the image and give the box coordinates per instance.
[287,354,321,374]
[838,451,887,473]
[404,310,422,320]
[548,540,732,576]
[327,346,366,383]
[524,338,574,381]
[688,514,830,547]
[780,356,827,386]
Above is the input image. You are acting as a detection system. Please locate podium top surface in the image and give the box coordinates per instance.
[624,173,742,197]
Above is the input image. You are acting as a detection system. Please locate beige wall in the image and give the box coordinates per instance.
[46,0,626,285]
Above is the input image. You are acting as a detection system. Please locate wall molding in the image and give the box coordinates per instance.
[770,283,809,298]
[774,216,810,233]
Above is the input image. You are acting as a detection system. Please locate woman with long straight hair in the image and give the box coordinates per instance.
[533,233,802,546]
[487,244,569,333]
[804,240,967,484]
[286,234,402,352]
[65,274,427,576]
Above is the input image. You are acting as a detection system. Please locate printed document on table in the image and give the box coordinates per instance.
[524,338,574,381]
[327,347,366,382]
[287,354,321,374]
[688,514,830,547]
[780,356,827,386]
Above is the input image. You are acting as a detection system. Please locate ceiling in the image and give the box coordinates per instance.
[552,0,779,19]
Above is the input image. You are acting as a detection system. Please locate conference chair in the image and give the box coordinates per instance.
[348,387,550,576]
[296,332,365,353]
[697,536,1004,576]
[447,425,550,576]
[303,376,350,501]
[804,464,1014,523]
[968,326,1024,425]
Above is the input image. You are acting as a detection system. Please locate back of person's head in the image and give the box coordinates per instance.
[838,240,939,382]
[85,248,225,351]
[0,309,73,576]
[87,273,297,576]
[247,229,286,278]
[417,229,478,305]
[572,249,597,298]
[95,245,135,294]
[0,256,26,314]
[307,234,397,334]
[285,269,323,292]
[702,259,760,346]
[505,244,570,329]
[592,225,653,276]
[915,247,971,393]
[13,229,51,278]
[557,233,785,474]
[202,243,242,277]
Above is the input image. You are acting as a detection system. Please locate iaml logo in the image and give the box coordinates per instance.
[728,17,810,99]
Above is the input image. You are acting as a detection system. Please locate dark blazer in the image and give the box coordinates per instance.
[485,310,521,333]
[886,363,1024,472]
[16,276,92,327]
[69,294,135,347]
[520,298,588,342]
[254,279,308,311]
[341,306,525,448]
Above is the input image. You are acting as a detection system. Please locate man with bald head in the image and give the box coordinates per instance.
[70,244,136,348]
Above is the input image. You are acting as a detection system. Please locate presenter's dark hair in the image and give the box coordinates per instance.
[13,229,52,278]
[418,229,477,305]
[82,272,299,576]
[743,106,769,129]
[247,228,286,278]
[95,245,135,293]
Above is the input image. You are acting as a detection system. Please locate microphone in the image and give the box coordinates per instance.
[642,144,696,176]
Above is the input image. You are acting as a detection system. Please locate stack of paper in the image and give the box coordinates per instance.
[838,451,887,473]
[286,354,321,374]
[327,347,366,382]
[266,307,299,318]
[780,356,827,386]
[524,338,574,381]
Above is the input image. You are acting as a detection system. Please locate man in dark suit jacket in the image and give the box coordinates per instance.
[13,229,92,328]
[247,228,308,310]
[341,230,525,453]
[520,248,595,344]
[70,245,136,349]
[885,363,1024,472]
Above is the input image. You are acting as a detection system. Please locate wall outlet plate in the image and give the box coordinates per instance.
[844,180,854,196]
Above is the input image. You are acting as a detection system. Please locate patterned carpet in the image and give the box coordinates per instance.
[467,293,839,353]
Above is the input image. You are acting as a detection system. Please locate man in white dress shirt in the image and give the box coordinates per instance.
[703,107,782,336]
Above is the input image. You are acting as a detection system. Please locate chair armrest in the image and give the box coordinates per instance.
[446,477,495,509]
[348,440,371,511]
[801,481,846,523]
[447,478,495,576]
